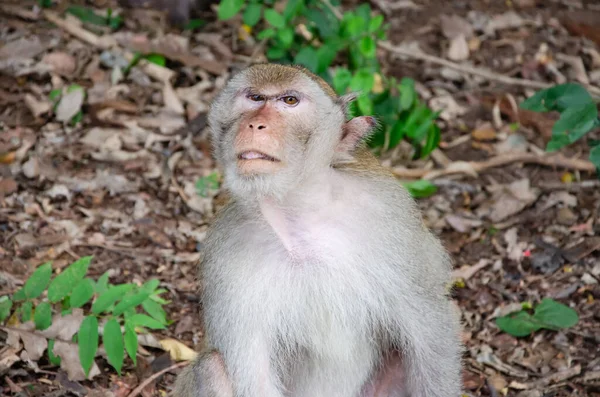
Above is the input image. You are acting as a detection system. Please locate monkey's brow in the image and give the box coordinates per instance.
[241,87,305,100]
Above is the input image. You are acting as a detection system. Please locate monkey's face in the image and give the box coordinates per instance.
[208,65,345,199]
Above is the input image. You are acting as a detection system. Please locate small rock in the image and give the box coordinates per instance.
[556,207,577,225]
[590,69,600,84]
[439,67,464,81]
[495,134,528,153]
[22,157,40,179]
[591,263,600,277]
[447,35,470,61]
[581,273,598,285]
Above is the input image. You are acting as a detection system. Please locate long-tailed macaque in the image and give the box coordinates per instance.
[174,64,463,397]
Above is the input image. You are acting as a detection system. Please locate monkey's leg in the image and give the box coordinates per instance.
[173,351,233,397]
[360,350,407,397]
[402,301,463,397]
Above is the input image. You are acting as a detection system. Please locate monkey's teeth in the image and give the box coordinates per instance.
[238,151,276,161]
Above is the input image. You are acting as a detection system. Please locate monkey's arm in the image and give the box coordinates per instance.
[174,351,233,397]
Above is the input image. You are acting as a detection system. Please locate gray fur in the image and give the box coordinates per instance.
[174,64,463,397]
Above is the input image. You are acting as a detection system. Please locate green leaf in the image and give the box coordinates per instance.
[350,70,375,94]
[264,9,285,29]
[266,46,287,60]
[496,311,542,337]
[355,3,372,21]
[78,316,99,377]
[403,104,430,139]
[243,3,262,26]
[257,28,276,40]
[402,179,438,198]
[13,288,26,302]
[388,119,407,149]
[521,83,594,113]
[399,78,415,111]
[91,284,135,315]
[369,14,384,32]
[34,302,52,330]
[359,37,376,59]
[411,110,438,143]
[23,262,52,300]
[356,95,373,116]
[342,15,365,37]
[283,0,303,20]
[278,27,295,49]
[316,44,337,74]
[124,321,138,365]
[142,299,167,325]
[294,47,319,73]
[129,314,166,330]
[103,319,124,375]
[95,272,110,295]
[0,296,13,323]
[590,144,600,171]
[39,0,53,8]
[20,301,33,322]
[47,339,61,365]
[533,298,579,330]
[70,278,95,308]
[421,124,441,158]
[546,134,571,152]
[217,0,244,20]
[332,68,353,94]
[305,9,338,39]
[47,256,91,303]
[49,89,62,102]
[184,18,206,30]
[141,279,160,293]
[552,102,598,144]
[144,54,166,67]
[112,289,152,316]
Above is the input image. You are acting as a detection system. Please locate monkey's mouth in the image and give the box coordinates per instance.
[237,151,280,162]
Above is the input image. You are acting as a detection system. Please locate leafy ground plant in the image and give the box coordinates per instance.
[0,257,169,377]
[218,0,440,160]
[496,298,579,337]
[520,83,600,172]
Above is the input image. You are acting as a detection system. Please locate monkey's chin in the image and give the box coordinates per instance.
[237,159,283,175]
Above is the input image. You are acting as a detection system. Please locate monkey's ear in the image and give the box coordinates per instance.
[338,92,359,116]
[337,116,377,153]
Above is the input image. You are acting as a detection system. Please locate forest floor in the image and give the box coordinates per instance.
[0,0,600,396]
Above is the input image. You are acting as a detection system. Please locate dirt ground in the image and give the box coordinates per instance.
[0,0,599,396]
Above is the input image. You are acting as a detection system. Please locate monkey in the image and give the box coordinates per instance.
[174,63,463,397]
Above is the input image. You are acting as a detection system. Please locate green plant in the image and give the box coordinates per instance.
[520,83,600,172]
[66,5,123,30]
[217,0,440,159]
[1,257,169,376]
[49,84,86,125]
[496,298,579,337]
[196,172,221,197]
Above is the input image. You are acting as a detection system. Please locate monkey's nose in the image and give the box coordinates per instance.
[249,123,267,130]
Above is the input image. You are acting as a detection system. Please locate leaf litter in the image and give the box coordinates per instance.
[0,1,599,396]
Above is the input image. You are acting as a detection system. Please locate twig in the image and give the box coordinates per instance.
[392,152,596,180]
[43,10,175,83]
[0,4,39,20]
[379,41,600,96]
[127,361,189,397]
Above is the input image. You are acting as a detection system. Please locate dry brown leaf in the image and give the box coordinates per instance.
[159,338,198,361]
[478,179,540,222]
[24,93,51,117]
[451,259,490,281]
[53,340,101,381]
[55,88,85,122]
[163,82,185,115]
[41,52,77,76]
[447,35,470,61]
[0,36,46,60]
[440,14,473,39]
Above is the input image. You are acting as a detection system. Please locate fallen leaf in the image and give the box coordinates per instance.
[478,179,540,222]
[159,338,198,361]
[41,52,77,76]
[0,36,46,60]
[55,88,85,122]
[447,35,470,61]
[485,11,525,33]
[53,340,101,381]
[561,11,600,47]
[440,15,473,39]
[163,82,185,115]
[471,122,497,141]
[0,178,18,197]
[24,94,51,117]
[445,214,483,233]
[452,259,490,281]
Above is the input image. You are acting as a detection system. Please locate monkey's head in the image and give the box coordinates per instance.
[208,63,375,200]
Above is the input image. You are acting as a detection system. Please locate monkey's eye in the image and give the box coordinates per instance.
[282,96,299,106]
[248,94,266,102]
